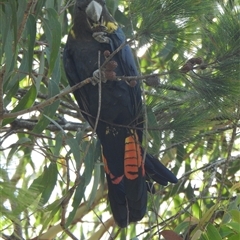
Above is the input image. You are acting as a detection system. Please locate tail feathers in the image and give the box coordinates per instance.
[125,174,147,222]
[106,174,147,228]
[144,153,178,186]
[106,175,128,228]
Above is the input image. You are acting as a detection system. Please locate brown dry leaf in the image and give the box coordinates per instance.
[160,230,183,240]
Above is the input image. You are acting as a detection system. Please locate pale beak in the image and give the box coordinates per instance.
[86,1,103,22]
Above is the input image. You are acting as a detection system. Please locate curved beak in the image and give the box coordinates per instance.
[86,1,103,22]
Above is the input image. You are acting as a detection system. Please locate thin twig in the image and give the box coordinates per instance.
[178,154,240,182]
[63,229,78,240]
[92,51,102,138]
[115,72,173,81]
[17,0,36,43]
[2,78,91,120]
[60,187,77,239]
[135,200,195,238]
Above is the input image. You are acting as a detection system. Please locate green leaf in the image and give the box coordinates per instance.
[226,222,240,234]
[9,0,17,47]
[219,225,235,238]
[51,51,61,85]
[16,0,26,34]
[3,85,37,126]
[66,137,81,169]
[88,162,101,206]
[27,163,58,207]
[6,137,31,164]
[41,162,58,205]
[191,204,219,237]
[0,4,10,63]
[35,50,45,92]
[53,132,64,157]
[83,141,95,186]
[228,233,240,240]
[26,14,36,73]
[174,221,192,234]
[41,205,61,234]
[43,114,65,133]
[44,197,64,212]
[222,211,232,224]
[66,179,86,227]
[45,0,55,9]
[32,80,60,134]
[227,195,240,211]
[191,230,203,240]
[106,0,119,15]
[206,223,222,240]
[43,8,61,75]
[3,15,15,74]
[230,209,240,224]
[28,173,45,194]
[5,49,29,91]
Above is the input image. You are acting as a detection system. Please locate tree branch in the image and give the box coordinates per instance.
[2,78,92,120]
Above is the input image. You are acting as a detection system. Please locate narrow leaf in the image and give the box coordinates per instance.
[66,137,81,169]
[88,162,101,206]
[26,14,36,73]
[32,80,60,134]
[43,8,61,75]
[83,141,95,186]
[206,223,222,240]
[228,233,240,240]
[41,162,58,205]
[3,85,37,126]
[230,209,240,224]
[66,179,86,227]
[191,230,203,240]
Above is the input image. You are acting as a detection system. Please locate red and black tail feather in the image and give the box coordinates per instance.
[102,130,177,227]
[102,130,147,227]
[145,153,178,186]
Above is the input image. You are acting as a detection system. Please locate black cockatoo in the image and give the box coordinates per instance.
[63,0,177,228]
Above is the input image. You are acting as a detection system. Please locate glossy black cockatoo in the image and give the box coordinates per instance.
[63,0,177,228]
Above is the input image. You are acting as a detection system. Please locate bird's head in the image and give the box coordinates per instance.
[75,0,118,33]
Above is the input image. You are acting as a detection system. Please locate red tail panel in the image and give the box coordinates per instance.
[102,154,124,184]
[124,132,145,180]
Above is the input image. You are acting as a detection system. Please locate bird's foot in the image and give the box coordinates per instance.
[92,32,110,44]
[91,69,107,85]
[91,51,118,85]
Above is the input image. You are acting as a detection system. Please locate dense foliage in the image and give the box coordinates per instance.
[0,0,239,239]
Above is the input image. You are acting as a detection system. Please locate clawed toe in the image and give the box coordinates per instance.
[92,32,111,43]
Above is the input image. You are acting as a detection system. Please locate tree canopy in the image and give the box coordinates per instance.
[0,0,239,239]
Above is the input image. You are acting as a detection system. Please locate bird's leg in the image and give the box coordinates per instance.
[92,32,111,44]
